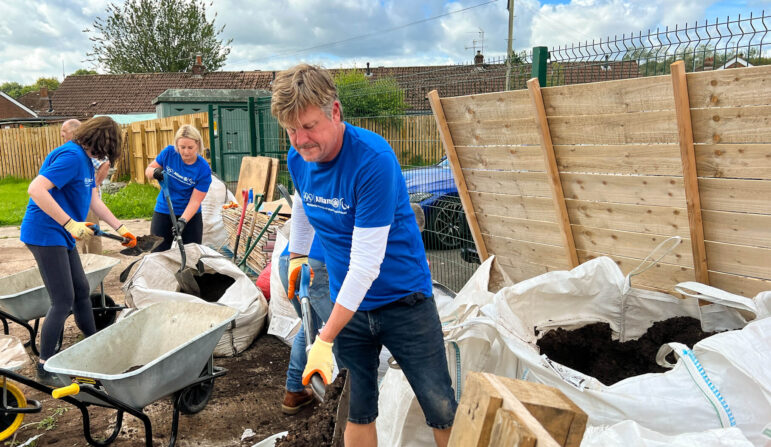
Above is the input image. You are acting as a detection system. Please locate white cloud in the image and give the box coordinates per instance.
[0,0,760,85]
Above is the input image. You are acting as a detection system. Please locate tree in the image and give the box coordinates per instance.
[85,0,232,73]
[334,70,408,120]
[0,81,24,98]
[70,68,98,76]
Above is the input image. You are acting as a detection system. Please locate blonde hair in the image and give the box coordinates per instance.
[174,124,203,153]
[270,64,343,127]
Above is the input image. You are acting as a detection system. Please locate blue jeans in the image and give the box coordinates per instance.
[335,293,457,428]
[279,255,333,393]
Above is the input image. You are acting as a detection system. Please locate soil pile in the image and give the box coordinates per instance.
[192,272,235,302]
[537,316,717,385]
[275,370,348,447]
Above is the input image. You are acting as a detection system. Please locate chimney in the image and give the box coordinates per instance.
[703,56,714,71]
[366,62,372,77]
[192,53,205,77]
[474,50,484,65]
[40,86,48,98]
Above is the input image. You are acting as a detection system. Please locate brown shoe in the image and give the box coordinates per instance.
[281,389,314,415]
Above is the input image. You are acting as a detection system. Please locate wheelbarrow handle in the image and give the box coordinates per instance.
[52,383,80,399]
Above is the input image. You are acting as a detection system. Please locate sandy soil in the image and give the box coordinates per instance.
[0,220,311,446]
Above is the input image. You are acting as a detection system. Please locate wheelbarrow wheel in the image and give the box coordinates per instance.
[90,293,117,331]
[175,379,214,415]
[0,382,27,441]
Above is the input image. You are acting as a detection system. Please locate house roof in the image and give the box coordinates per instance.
[46,71,274,119]
[16,90,53,114]
[0,91,37,119]
[46,60,640,118]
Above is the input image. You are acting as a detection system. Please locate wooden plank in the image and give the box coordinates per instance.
[702,210,771,248]
[566,200,690,238]
[470,192,557,222]
[430,90,489,261]
[463,170,551,197]
[447,371,504,447]
[500,377,588,447]
[691,106,771,144]
[687,64,771,108]
[528,77,579,268]
[455,145,545,172]
[447,118,540,146]
[542,75,674,115]
[695,143,771,179]
[572,225,692,267]
[483,234,572,271]
[561,173,686,207]
[488,409,536,447]
[578,250,692,293]
[709,271,771,299]
[234,156,272,206]
[495,257,556,284]
[555,144,682,175]
[478,214,563,246]
[266,157,279,201]
[672,60,709,284]
[547,110,678,145]
[441,90,533,123]
[699,178,771,214]
[705,241,771,279]
[483,374,561,447]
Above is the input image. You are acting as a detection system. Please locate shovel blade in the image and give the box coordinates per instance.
[331,370,350,447]
[119,235,164,256]
[176,267,201,296]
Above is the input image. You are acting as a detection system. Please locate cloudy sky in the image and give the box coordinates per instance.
[0,0,766,84]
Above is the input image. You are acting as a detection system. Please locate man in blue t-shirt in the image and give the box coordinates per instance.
[272,64,456,447]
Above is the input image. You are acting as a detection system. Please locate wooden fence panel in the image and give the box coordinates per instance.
[435,64,771,297]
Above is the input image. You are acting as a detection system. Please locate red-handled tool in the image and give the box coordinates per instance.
[232,189,250,261]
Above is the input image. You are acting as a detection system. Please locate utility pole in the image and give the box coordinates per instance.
[505,0,515,90]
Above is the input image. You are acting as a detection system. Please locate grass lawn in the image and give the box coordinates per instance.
[0,177,157,226]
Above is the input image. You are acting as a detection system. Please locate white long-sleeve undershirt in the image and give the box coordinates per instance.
[335,225,390,312]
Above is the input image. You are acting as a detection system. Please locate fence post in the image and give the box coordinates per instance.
[208,105,217,174]
[248,97,258,157]
[531,46,549,87]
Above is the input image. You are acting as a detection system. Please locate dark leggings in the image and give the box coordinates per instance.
[26,244,96,361]
[150,212,203,252]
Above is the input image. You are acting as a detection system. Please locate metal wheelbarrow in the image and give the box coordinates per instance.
[0,254,122,356]
[39,300,238,447]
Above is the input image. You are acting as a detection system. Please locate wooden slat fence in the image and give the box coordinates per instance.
[432,64,771,298]
[347,115,444,167]
[0,113,210,183]
[126,113,210,184]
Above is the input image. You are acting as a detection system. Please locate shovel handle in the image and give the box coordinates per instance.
[91,225,129,243]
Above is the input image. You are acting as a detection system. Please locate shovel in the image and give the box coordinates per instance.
[159,178,200,296]
[89,225,164,256]
[298,265,349,446]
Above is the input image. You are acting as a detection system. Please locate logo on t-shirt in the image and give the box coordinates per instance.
[166,167,196,186]
[303,192,351,214]
[84,177,94,188]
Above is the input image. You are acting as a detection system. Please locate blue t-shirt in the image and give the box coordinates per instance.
[288,123,432,311]
[281,236,325,262]
[20,141,95,249]
[153,145,212,215]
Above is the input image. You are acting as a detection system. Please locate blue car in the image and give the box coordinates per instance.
[402,158,471,251]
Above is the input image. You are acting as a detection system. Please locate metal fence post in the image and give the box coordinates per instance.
[247,97,257,157]
[207,104,217,174]
[531,46,549,87]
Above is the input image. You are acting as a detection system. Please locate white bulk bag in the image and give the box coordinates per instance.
[200,175,235,250]
[121,243,268,357]
[377,253,771,446]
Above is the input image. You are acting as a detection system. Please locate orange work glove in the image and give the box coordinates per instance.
[117,225,137,248]
[286,256,314,300]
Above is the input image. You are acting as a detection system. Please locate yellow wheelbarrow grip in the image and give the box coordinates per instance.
[52,383,80,399]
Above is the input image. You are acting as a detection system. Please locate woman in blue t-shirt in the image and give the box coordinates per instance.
[144,124,212,252]
[20,117,137,386]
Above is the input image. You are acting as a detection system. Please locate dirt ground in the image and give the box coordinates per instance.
[0,220,311,447]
